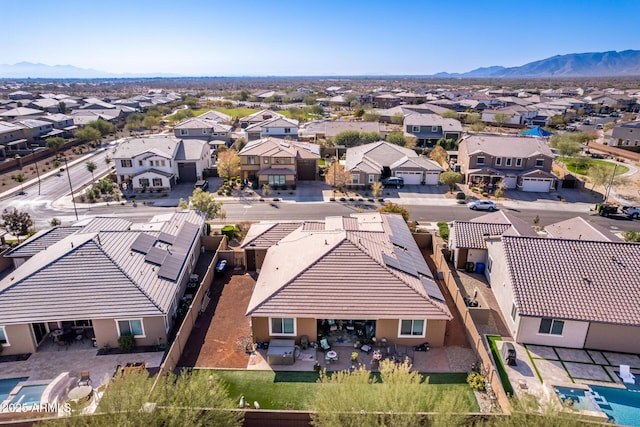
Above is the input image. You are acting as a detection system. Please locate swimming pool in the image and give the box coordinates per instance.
[0,377,28,404]
[10,384,48,406]
[555,385,640,427]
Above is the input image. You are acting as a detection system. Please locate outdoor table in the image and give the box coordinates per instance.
[68,385,93,402]
[51,329,64,338]
[326,350,338,361]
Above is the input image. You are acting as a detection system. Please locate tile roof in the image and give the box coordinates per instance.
[241,222,308,249]
[470,211,538,237]
[460,134,554,158]
[246,213,451,320]
[404,113,462,131]
[239,137,320,159]
[346,141,417,171]
[5,226,83,258]
[501,236,640,325]
[112,134,181,160]
[239,109,284,124]
[244,116,298,132]
[0,212,204,324]
[174,117,231,132]
[544,217,619,241]
[197,110,232,122]
[298,120,382,139]
[452,222,513,249]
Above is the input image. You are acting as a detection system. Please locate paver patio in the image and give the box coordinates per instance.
[563,362,612,382]
[526,345,559,360]
[588,350,609,365]
[555,348,593,363]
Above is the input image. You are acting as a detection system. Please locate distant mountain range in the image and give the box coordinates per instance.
[1,50,640,79]
[433,50,640,78]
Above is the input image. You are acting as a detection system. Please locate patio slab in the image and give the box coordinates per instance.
[564,362,612,382]
[555,348,593,363]
[587,350,609,365]
[534,359,571,384]
[602,352,640,368]
[525,345,559,360]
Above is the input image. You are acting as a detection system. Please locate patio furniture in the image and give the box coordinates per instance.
[328,319,338,332]
[325,350,338,363]
[300,335,309,350]
[320,338,331,352]
[620,365,636,384]
[78,371,92,387]
[68,385,93,402]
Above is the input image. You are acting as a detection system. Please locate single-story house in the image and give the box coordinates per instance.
[0,212,206,356]
[345,141,443,186]
[244,213,452,347]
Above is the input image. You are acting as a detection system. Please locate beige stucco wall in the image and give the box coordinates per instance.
[585,323,640,354]
[466,248,487,265]
[251,317,316,346]
[1,323,36,355]
[92,317,168,349]
[375,319,446,347]
[517,316,588,348]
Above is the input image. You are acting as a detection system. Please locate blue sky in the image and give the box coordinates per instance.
[4,0,639,76]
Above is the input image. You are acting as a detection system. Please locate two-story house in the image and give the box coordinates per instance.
[609,121,640,152]
[238,137,319,187]
[238,109,284,129]
[38,113,77,138]
[173,117,232,144]
[0,122,28,157]
[403,113,462,146]
[457,134,556,192]
[112,135,211,192]
[14,119,57,142]
[243,116,299,141]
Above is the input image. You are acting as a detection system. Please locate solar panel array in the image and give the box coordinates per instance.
[157,232,176,245]
[157,222,200,281]
[130,233,156,254]
[145,246,168,265]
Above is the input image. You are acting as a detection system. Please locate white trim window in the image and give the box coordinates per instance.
[116,319,145,338]
[538,318,564,336]
[510,303,517,321]
[352,174,360,184]
[368,174,375,184]
[476,156,485,166]
[398,319,425,338]
[120,159,132,168]
[487,256,493,273]
[535,158,544,167]
[431,126,439,133]
[495,157,502,166]
[0,326,9,346]
[180,129,188,136]
[412,125,420,133]
[516,158,523,167]
[505,158,512,167]
[269,317,295,336]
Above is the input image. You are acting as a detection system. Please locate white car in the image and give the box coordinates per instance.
[467,200,497,211]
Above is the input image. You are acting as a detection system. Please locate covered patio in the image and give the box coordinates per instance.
[467,167,504,188]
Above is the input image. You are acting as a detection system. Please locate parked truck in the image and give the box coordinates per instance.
[596,204,640,219]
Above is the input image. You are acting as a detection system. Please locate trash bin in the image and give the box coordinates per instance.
[466,262,476,273]
[501,342,517,366]
[476,262,485,274]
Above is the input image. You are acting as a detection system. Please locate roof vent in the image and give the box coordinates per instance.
[325,240,328,245]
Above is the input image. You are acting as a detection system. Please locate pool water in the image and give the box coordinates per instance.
[555,385,640,427]
[592,385,640,427]
[10,384,48,406]
[0,377,28,403]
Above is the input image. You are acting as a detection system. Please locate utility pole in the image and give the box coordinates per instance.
[60,156,79,220]
[31,145,41,195]
[603,163,618,203]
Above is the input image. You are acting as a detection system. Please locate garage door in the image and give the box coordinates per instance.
[178,162,197,182]
[423,172,440,185]
[395,171,422,185]
[522,178,553,192]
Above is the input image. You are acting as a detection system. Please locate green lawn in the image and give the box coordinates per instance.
[487,336,514,396]
[557,157,629,176]
[211,370,478,411]
[190,108,212,116]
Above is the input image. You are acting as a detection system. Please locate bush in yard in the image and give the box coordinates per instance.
[466,372,486,391]
[437,221,449,240]
[118,334,136,353]
[221,225,236,240]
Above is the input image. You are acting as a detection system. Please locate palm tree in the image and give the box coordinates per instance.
[86,161,97,183]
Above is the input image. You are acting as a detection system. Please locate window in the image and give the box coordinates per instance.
[202,129,208,134]
[117,319,145,337]
[139,178,150,187]
[412,125,420,132]
[139,160,144,166]
[487,256,493,273]
[270,317,295,335]
[538,318,564,335]
[284,128,291,134]
[399,319,425,337]
[535,159,544,167]
[161,160,166,167]
[120,159,132,168]
[247,156,256,165]
[180,129,188,136]
[510,304,518,321]
[152,178,163,187]
[268,175,286,186]
[505,158,512,166]
[495,157,502,166]
[516,158,523,167]
[0,326,8,346]
[476,156,485,166]
[431,126,439,133]
[368,174,375,184]
[352,174,360,184]
[263,157,269,164]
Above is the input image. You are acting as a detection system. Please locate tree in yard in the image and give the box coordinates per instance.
[622,230,640,242]
[75,126,102,145]
[587,164,612,191]
[550,114,567,128]
[429,145,448,167]
[50,218,62,227]
[464,112,481,124]
[11,173,25,194]
[261,184,272,197]
[105,155,112,167]
[303,95,316,105]
[126,113,144,131]
[178,188,223,220]
[217,149,240,180]
[386,131,407,146]
[470,122,485,132]
[391,112,405,125]
[232,137,247,152]
[1,208,33,243]
[325,161,352,190]
[550,134,581,157]
[87,119,115,136]
[353,109,364,119]
[333,130,362,147]
[377,202,410,222]
[439,171,463,192]
[85,161,97,182]
[493,113,510,130]
[361,131,381,145]
[371,181,383,198]
[46,137,66,156]
[142,114,160,130]
[441,110,459,119]
[362,111,380,122]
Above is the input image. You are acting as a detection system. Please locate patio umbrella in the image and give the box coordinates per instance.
[520,126,554,137]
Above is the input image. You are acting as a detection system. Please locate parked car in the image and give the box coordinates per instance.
[194,180,209,191]
[596,123,604,129]
[567,125,577,132]
[467,200,497,211]
[380,177,404,188]
[215,259,227,275]
[622,206,640,219]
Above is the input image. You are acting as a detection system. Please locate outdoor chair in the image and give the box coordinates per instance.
[320,338,331,352]
[620,365,636,384]
[78,371,92,387]
[328,319,338,332]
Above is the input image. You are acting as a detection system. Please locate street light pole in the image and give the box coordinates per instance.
[60,156,78,220]
[31,145,41,195]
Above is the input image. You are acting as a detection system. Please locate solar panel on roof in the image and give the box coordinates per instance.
[130,233,156,254]
[157,253,183,281]
[421,277,445,302]
[157,232,176,245]
[173,222,200,251]
[145,246,168,265]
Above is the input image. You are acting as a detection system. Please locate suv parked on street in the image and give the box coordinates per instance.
[622,206,640,219]
[380,177,404,188]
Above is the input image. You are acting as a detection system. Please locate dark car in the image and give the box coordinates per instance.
[194,180,209,191]
[380,177,404,188]
[215,259,227,275]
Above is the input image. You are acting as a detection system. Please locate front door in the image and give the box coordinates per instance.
[32,323,47,345]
